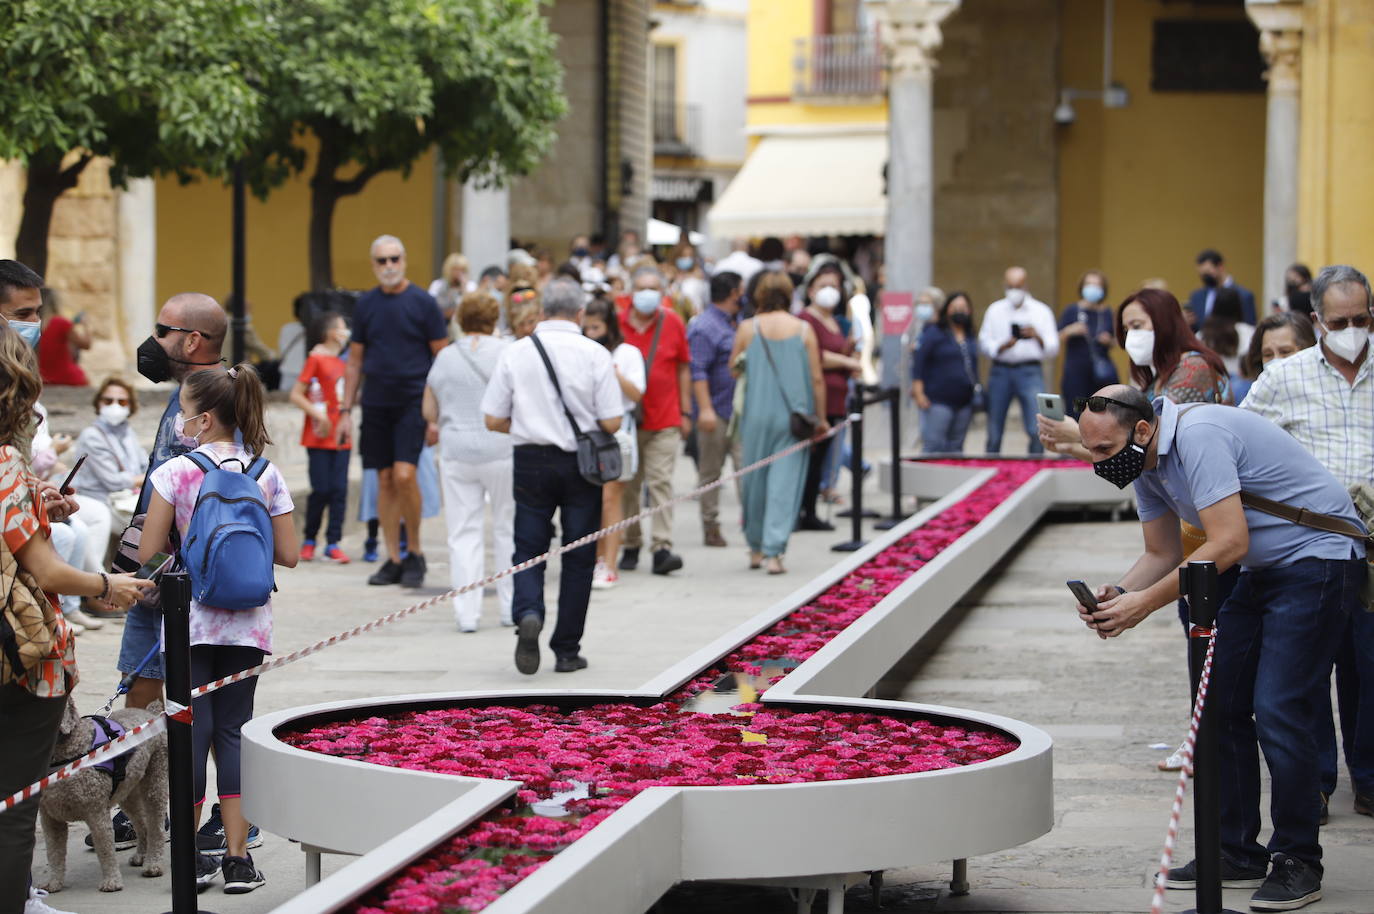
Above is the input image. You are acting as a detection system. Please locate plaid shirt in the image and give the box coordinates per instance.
[1241,344,1374,488]
[687,305,739,420]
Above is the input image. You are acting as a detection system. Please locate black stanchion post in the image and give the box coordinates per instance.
[832,390,866,553]
[161,571,216,914]
[838,385,881,521]
[874,387,909,531]
[1178,560,1238,914]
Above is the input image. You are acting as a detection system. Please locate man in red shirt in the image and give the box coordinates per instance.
[618,266,691,575]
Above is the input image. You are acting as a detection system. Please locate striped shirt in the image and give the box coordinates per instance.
[1241,343,1374,488]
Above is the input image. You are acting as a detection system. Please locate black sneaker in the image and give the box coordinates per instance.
[221,853,267,894]
[651,549,683,575]
[514,615,542,675]
[196,803,263,854]
[618,547,639,572]
[368,559,403,585]
[86,810,137,851]
[399,552,426,588]
[195,852,220,891]
[1164,856,1267,889]
[796,515,835,531]
[1250,854,1321,911]
[554,654,588,673]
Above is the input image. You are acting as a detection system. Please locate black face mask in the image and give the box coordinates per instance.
[949,312,971,328]
[136,335,221,384]
[1201,273,1219,289]
[1092,426,1154,490]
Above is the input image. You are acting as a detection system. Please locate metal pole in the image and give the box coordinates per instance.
[875,387,908,531]
[230,161,247,367]
[832,390,866,553]
[160,571,215,914]
[1178,560,1237,914]
[838,384,880,520]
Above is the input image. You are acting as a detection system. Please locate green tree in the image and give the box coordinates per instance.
[0,0,272,276]
[247,0,567,291]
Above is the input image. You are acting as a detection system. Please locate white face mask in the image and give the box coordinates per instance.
[813,286,842,309]
[632,289,661,315]
[1124,328,1155,367]
[1320,322,1370,364]
[1005,288,1026,307]
[99,403,130,426]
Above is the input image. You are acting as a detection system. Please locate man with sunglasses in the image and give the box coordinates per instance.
[1242,264,1374,826]
[341,235,448,589]
[1076,384,1365,912]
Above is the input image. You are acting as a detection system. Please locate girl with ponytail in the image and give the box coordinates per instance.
[138,362,298,891]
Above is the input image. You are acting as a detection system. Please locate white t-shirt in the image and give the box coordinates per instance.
[611,342,646,415]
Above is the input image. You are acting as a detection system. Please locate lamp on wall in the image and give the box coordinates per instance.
[1055,0,1130,125]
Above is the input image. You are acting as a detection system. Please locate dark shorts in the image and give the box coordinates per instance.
[116,602,165,680]
[360,402,427,470]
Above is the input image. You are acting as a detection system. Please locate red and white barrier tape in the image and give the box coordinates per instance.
[1148,624,1218,914]
[2,418,854,813]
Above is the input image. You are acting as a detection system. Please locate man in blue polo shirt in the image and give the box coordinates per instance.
[340,235,448,588]
[1074,385,1365,913]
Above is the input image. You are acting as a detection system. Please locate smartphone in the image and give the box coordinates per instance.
[134,552,173,581]
[1009,322,1023,339]
[1067,579,1098,610]
[1037,393,1066,421]
[59,455,87,494]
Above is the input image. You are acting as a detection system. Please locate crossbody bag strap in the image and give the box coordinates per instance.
[1239,491,1371,542]
[753,318,802,415]
[455,339,491,384]
[529,333,583,439]
[640,313,664,392]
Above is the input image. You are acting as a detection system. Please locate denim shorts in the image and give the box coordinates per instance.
[115,602,164,680]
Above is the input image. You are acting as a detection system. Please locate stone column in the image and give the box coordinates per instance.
[866,0,959,388]
[116,178,157,369]
[1247,0,1303,311]
[461,179,511,277]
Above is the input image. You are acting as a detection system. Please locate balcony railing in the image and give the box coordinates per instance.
[653,102,702,157]
[793,33,886,99]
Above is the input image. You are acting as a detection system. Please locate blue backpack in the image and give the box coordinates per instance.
[181,452,275,610]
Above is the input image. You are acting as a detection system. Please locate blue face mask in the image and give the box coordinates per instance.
[675,257,695,272]
[632,289,661,315]
[1082,284,1105,304]
[9,320,41,349]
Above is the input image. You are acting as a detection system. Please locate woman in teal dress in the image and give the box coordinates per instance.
[730,271,828,574]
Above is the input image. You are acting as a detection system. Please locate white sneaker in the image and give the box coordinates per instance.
[65,607,104,630]
[64,618,85,636]
[591,561,616,590]
[27,886,78,914]
[457,619,478,633]
[1158,742,1190,772]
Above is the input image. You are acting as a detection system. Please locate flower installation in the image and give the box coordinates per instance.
[279,459,1076,913]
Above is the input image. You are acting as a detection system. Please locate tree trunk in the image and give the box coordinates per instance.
[15,152,89,278]
[308,144,340,292]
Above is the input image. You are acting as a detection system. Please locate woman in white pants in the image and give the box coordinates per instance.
[423,292,513,632]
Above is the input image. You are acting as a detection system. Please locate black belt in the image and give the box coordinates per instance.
[995,360,1042,367]
[514,444,574,454]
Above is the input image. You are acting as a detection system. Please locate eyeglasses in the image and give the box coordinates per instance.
[1319,312,1373,332]
[155,323,198,339]
[374,255,402,265]
[98,396,130,407]
[1075,396,1152,422]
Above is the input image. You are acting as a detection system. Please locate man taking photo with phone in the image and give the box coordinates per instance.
[1074,384,1365,912]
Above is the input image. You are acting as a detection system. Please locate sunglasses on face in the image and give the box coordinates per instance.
[99,396,130,407]
[1320,312,1373,332]
[1075,395,1152,422]
[155,323,197,339]
[374,255,402,265]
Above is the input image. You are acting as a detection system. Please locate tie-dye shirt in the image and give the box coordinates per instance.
[0,444,77,698]
[149,441,293,654]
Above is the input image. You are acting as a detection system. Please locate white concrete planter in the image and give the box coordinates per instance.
[246,462,1112,913]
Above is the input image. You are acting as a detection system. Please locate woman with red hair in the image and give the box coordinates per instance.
[1038,287,1231,458]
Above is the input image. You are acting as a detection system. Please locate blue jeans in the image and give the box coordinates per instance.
[305,447,350,544]
[984,362,1044,454]
[921,402,974,453]
[1213,557,1362,873]
[511,445,602,659]
[1315,608,1374,797]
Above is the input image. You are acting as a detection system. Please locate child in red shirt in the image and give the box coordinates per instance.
[288,311,352,562]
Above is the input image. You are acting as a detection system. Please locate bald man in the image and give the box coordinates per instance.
[118,292,227,710]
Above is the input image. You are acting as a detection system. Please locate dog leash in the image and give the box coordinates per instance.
[98,639,162,716]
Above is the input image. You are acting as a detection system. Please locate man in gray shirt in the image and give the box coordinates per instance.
[1075,386,1365,913]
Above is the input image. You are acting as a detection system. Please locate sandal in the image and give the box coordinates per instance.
[749,552,763,570]
[765,556,785,575]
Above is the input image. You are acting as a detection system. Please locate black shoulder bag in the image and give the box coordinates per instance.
[530,334,622,486]
[755,319,818,440]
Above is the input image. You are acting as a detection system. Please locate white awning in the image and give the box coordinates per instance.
[708,131,887,238]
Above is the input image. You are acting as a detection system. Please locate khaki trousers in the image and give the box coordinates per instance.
[622,427,680,551]
[695,420,741,528]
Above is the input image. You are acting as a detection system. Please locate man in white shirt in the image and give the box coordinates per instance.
[1242,263,1374,820]
[482,278,623,676]
[978,266,1060,453]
